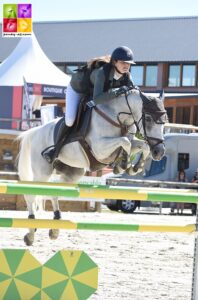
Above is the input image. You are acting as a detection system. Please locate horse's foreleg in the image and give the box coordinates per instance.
[49,196,61,240]
[112,149,130,174]
[132,152,144,173]
[90,137,132,175]
[91,137,132,161]
[126,152,145,175]
[126,140,150,175]
[24,195,37,246]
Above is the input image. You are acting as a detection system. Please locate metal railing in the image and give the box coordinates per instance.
[0,118,41,131]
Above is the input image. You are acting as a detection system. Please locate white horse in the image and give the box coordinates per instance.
[17,89,167,245]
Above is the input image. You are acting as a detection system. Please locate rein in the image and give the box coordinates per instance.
[117,92,141,132]
[94,88,140,136]
[94,106,129,135]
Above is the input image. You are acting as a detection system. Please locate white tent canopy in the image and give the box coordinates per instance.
[0,32,70,88]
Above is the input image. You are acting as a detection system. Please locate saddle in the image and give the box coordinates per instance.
[54,101,108,171]
[54,99,91,145]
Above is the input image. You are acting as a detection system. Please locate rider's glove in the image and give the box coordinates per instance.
[115,86,129,97]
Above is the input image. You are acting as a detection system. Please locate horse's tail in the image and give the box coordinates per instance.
[16,128,37,181]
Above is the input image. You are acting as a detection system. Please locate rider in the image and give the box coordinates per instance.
[42,46,136,163]
[92,45,135,105]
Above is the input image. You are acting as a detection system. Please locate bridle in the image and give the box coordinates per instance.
[117,90,167,149]
[139,91,167,149]
[94,89,167,148]
[141,111,166,149]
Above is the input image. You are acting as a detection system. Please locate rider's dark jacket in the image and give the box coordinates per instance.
[91,64,134,104]
[70,63,134,105]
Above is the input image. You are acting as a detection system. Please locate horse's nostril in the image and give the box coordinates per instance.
[153,151,158,156]
[152,144,165,160]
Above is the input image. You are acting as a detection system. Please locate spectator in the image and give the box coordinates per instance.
[192,169,198,183]
[170,170,188,215]
[191,169,198,215]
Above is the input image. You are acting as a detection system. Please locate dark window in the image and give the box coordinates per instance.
[145,156,167,177]
[193,106,198,126]
[178,153,189,171]
[176,107,190,124]
[166,107,173,123]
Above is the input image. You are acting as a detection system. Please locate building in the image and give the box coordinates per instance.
[1,16,198,124]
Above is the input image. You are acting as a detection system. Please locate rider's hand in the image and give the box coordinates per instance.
[115,86,129,97]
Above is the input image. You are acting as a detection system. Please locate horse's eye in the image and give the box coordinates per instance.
[145,116,152,122]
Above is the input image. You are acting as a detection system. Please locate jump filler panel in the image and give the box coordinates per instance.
[2,3,32,37]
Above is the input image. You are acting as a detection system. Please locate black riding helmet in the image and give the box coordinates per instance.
[111,46,135,64]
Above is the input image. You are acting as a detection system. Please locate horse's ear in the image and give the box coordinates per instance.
[159,90,165,101]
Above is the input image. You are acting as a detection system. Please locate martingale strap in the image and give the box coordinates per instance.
[94,106,128,135]
[94,106,120,128]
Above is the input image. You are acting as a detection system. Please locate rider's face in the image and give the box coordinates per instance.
[114,60,131,74]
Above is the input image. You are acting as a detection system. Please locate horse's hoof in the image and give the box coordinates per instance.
[49,229,59,240]
[120,160,128,170]
[113,165,125,174]
[125,165,141,176]
[24,234,34,246]
[113,166,120,174]
[132,168,143,175]
[126,167,135,176]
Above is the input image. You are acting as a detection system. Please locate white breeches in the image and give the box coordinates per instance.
[65,83,81,127]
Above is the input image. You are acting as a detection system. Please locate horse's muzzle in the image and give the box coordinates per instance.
[151,143,165,161]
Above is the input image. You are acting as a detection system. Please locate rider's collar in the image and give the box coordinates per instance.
[113,71,123,80]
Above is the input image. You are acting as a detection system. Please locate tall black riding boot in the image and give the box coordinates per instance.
[41,123,69,163]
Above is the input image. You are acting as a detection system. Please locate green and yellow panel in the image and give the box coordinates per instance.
[0,249,98,300]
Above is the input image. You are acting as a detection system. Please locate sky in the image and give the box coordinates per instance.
[1,0,198,22]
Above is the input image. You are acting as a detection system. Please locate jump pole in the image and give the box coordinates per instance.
[1,181,198,203]
[0,217,195,233]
